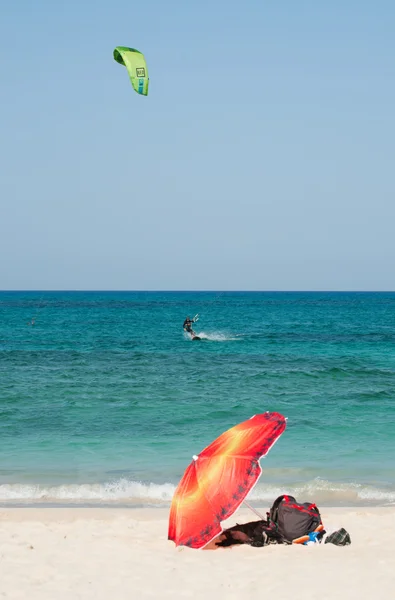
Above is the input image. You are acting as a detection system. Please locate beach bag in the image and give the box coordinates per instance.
[267,495,323,543]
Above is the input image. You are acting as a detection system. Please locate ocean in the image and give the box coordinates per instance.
[0,291,394,507]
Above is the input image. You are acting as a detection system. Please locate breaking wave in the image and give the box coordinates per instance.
[0,477,394,506]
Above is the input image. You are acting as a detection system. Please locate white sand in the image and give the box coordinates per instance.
[0,506,393,599]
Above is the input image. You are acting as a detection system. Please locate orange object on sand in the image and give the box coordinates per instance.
[292,524,325,544]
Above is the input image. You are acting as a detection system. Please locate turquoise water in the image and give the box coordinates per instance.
[0,291,394,506]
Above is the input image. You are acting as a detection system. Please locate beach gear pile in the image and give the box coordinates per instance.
[216,495,351,548]
[168,413,351,550]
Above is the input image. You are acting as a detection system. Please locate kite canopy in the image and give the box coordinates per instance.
[113,46,149,96]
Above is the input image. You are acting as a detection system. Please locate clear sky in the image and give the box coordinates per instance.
[1,0,394,290]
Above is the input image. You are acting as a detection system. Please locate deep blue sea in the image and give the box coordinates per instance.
[0,291,394,507]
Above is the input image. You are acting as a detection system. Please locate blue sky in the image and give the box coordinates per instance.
[1,0,394,290]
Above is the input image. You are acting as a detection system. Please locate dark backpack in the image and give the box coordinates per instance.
[267,495,323,543]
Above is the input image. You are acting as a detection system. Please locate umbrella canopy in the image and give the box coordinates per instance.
[168,411,286,549]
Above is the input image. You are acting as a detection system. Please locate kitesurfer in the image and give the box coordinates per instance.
[183,316,195,335]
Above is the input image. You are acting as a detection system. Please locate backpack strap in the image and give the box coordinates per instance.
[306,503,321,518]
[269,494,297,523]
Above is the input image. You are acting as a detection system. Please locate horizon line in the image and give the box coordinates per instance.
[1,289,395,294]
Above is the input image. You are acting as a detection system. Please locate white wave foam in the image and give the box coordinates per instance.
[0,479,176,503]
[0,478,394,506]
[249,478,395,505]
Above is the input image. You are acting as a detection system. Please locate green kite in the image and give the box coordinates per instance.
[113,47,149,96]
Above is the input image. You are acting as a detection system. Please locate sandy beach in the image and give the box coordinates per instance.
[0,506,393,599]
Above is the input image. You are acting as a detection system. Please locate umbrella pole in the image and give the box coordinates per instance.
[243,500,265,520]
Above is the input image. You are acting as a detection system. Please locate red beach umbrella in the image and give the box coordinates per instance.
[168,411,286,549]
